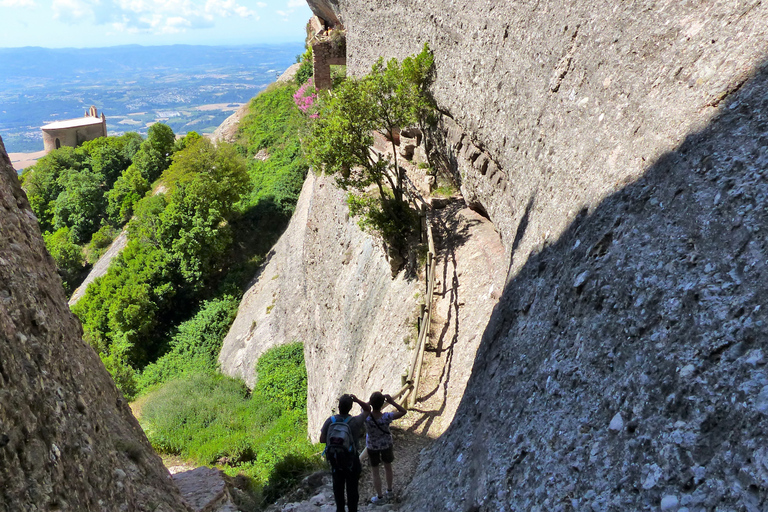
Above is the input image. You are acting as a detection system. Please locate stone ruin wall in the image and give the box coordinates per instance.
[308,0,768,510]
[312,39,346,90]
[0,136,189,511]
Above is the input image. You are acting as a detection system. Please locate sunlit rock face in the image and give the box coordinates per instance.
[321,1,768,510]
[218,172,420,441]
[0,136,190,512]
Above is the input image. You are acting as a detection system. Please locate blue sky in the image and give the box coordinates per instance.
[0,0,312,48]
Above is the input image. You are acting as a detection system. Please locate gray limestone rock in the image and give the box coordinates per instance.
[0,136,190,510]
[218,173,420,439]
[328,0,768,510]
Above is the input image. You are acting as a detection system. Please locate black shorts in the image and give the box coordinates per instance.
[368,446,394,467]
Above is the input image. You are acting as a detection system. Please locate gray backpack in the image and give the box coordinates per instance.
[325,416,356,469]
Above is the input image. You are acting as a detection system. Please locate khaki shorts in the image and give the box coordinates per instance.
[368,446,394,467]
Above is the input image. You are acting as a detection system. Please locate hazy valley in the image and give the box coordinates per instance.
[0,43,302,154]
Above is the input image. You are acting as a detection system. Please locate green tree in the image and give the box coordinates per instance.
[158,138,250,283]
[120,132,144,161]
[306,44,435,253]
[43,227,85,292]
[106,164,151,225]
[53,168,107,244]
[73,138,250,394]
[81,135,133,189]
[134,123,175,183]
[20,146,87,233]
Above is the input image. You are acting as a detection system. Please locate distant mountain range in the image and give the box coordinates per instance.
[0,43,304,153]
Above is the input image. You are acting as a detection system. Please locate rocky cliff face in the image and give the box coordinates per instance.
[0,136,189,512]
[219,172,421,440]
[308,1,768,510]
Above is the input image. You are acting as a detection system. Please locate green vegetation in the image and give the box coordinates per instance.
[295,46,313,86]
[254,343,307,411]
[43,227,85,291]
[238,83,309,213]
[136,296,239,393]
[139,343,320,505]
[85,224,120,265]
[20,132,155,293]
[58,81,309,399]
[305,44,435,262]
[22,75,317,505]
[73,137,250,396]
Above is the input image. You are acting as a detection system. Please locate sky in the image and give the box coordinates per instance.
[0,0,312,48]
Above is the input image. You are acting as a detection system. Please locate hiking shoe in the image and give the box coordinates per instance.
[371,495,384,504]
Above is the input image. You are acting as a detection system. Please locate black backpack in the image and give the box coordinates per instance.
[325,415,356,470]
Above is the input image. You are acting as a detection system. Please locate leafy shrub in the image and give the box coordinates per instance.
[254,342,307,411]
[85,224,120,264]
[295,46,313,86]
[137,296,239,393]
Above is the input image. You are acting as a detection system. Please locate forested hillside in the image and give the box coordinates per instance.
[18,67,318,503]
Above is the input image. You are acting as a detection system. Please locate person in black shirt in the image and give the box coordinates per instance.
[320,394,370,512]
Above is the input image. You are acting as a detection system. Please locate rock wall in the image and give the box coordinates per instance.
[312,0,768,510]
[218,172,420,440]
[334,0,768,275]
[0,136,189,512]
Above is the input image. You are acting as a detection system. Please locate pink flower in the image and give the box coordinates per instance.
[293,78,318,116]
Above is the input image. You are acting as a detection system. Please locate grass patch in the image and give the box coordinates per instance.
[138,343,322,505]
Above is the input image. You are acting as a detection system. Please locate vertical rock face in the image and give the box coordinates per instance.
[0,136,189,511]
[219,173,420,440]
[325,0,768,510]
[335,0,768,276]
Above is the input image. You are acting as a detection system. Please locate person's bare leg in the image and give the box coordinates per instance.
[384,463,394,492]
[371,465,383,497]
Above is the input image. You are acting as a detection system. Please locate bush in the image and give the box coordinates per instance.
[138,344,320,504]
[295,46,313,86]
[137,296,239,393]
[85,224,119,264]
[254,342,307,411]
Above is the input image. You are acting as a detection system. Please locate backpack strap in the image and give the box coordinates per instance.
[369,415,390,435]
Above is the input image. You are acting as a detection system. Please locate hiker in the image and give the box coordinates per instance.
[320,394,371,512]
[365,391,407,503]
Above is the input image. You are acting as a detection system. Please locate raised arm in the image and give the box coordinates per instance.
[384,394,407,420]
[350,394,372,417]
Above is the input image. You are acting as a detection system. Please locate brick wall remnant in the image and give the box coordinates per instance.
[313,37,346,90]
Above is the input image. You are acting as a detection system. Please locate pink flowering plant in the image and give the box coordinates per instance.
[293,78,319,118]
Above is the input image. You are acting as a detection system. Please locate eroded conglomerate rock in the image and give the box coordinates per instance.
[0,136,189,511]
[317,0,768,510]
[218,172,420,440]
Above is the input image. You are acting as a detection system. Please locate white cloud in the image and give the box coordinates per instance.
[256,1,265,6]
[0,0,36,7]
[205,0,255,18]
[55,0,255,34]
[287,0,304,7]
[52,0,95,22]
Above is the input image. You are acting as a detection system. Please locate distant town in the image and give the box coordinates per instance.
[0,43,303,163]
